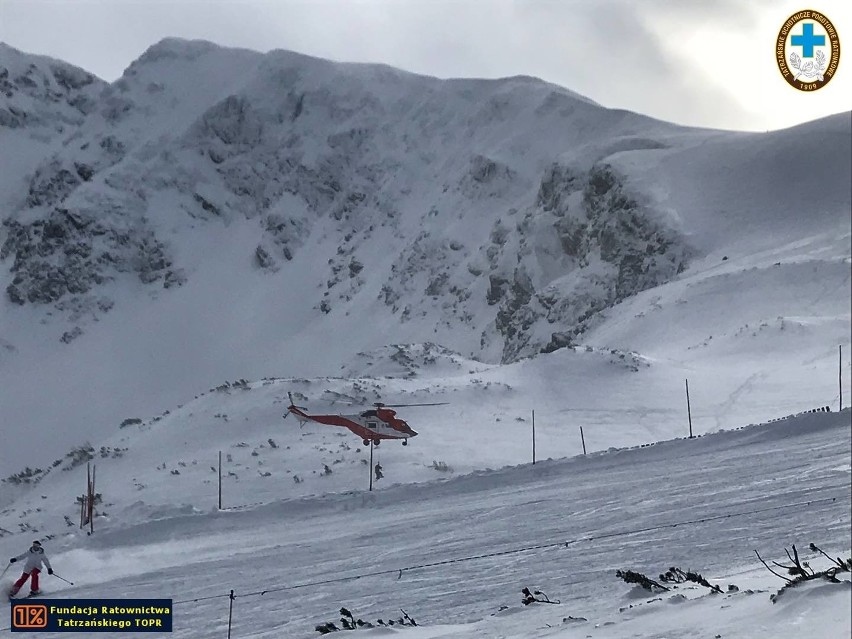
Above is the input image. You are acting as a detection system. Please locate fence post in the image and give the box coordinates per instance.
[227,590,235,639]
[89,463,95,535]
[532,410,536,465]
[685,379,694,439]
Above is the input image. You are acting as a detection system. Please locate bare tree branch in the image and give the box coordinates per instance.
[754,549,793,583]
[809,543,848,569]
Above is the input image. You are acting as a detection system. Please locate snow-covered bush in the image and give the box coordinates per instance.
[315,607,416,633]
[755,542,851,603]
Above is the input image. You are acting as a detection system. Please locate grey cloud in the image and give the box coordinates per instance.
[0,0,846,131]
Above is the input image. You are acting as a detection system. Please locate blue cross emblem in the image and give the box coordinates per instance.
[791,22,825,58]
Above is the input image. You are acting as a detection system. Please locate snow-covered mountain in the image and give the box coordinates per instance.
[0,37,849,636]
[0,37,850,475]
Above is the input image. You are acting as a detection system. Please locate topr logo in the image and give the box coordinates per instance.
[776,10,841,91]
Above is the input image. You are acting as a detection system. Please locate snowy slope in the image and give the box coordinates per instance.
[0,407,848,637]
[0,38,849,482]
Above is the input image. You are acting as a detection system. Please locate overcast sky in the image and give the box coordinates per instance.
[0,0,849,131]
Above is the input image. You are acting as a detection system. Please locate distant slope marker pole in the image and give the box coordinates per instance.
[532,410,536,465]
[369,440,374,492]
[580,426,587,455]
[685,379,694,439]
[218,451,222,510]
[840,345,843,411]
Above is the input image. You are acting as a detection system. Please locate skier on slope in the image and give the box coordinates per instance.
[7,540,53,597]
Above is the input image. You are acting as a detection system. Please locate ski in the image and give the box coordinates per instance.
[7,591,43,600]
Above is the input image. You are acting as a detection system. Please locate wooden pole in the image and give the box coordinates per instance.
[227,590,235,639]
[89,464,96,535]
[532,410,536,465]
[86,462,90,529]
[580,426,587,455]
[369,441,374,492]
[685,379,694,439]
[218,451,222,510]
[83,462,92,532]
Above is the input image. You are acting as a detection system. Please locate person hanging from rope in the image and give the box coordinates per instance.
[374,462,384,481]
[7,540,53,598]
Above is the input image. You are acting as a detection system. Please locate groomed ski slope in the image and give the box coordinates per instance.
[2,410,849,638]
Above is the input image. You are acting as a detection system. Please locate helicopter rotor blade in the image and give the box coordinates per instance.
[322,390,363,405]
[374,402,450,408]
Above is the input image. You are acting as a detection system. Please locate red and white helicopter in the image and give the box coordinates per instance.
[284,392,446,446]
